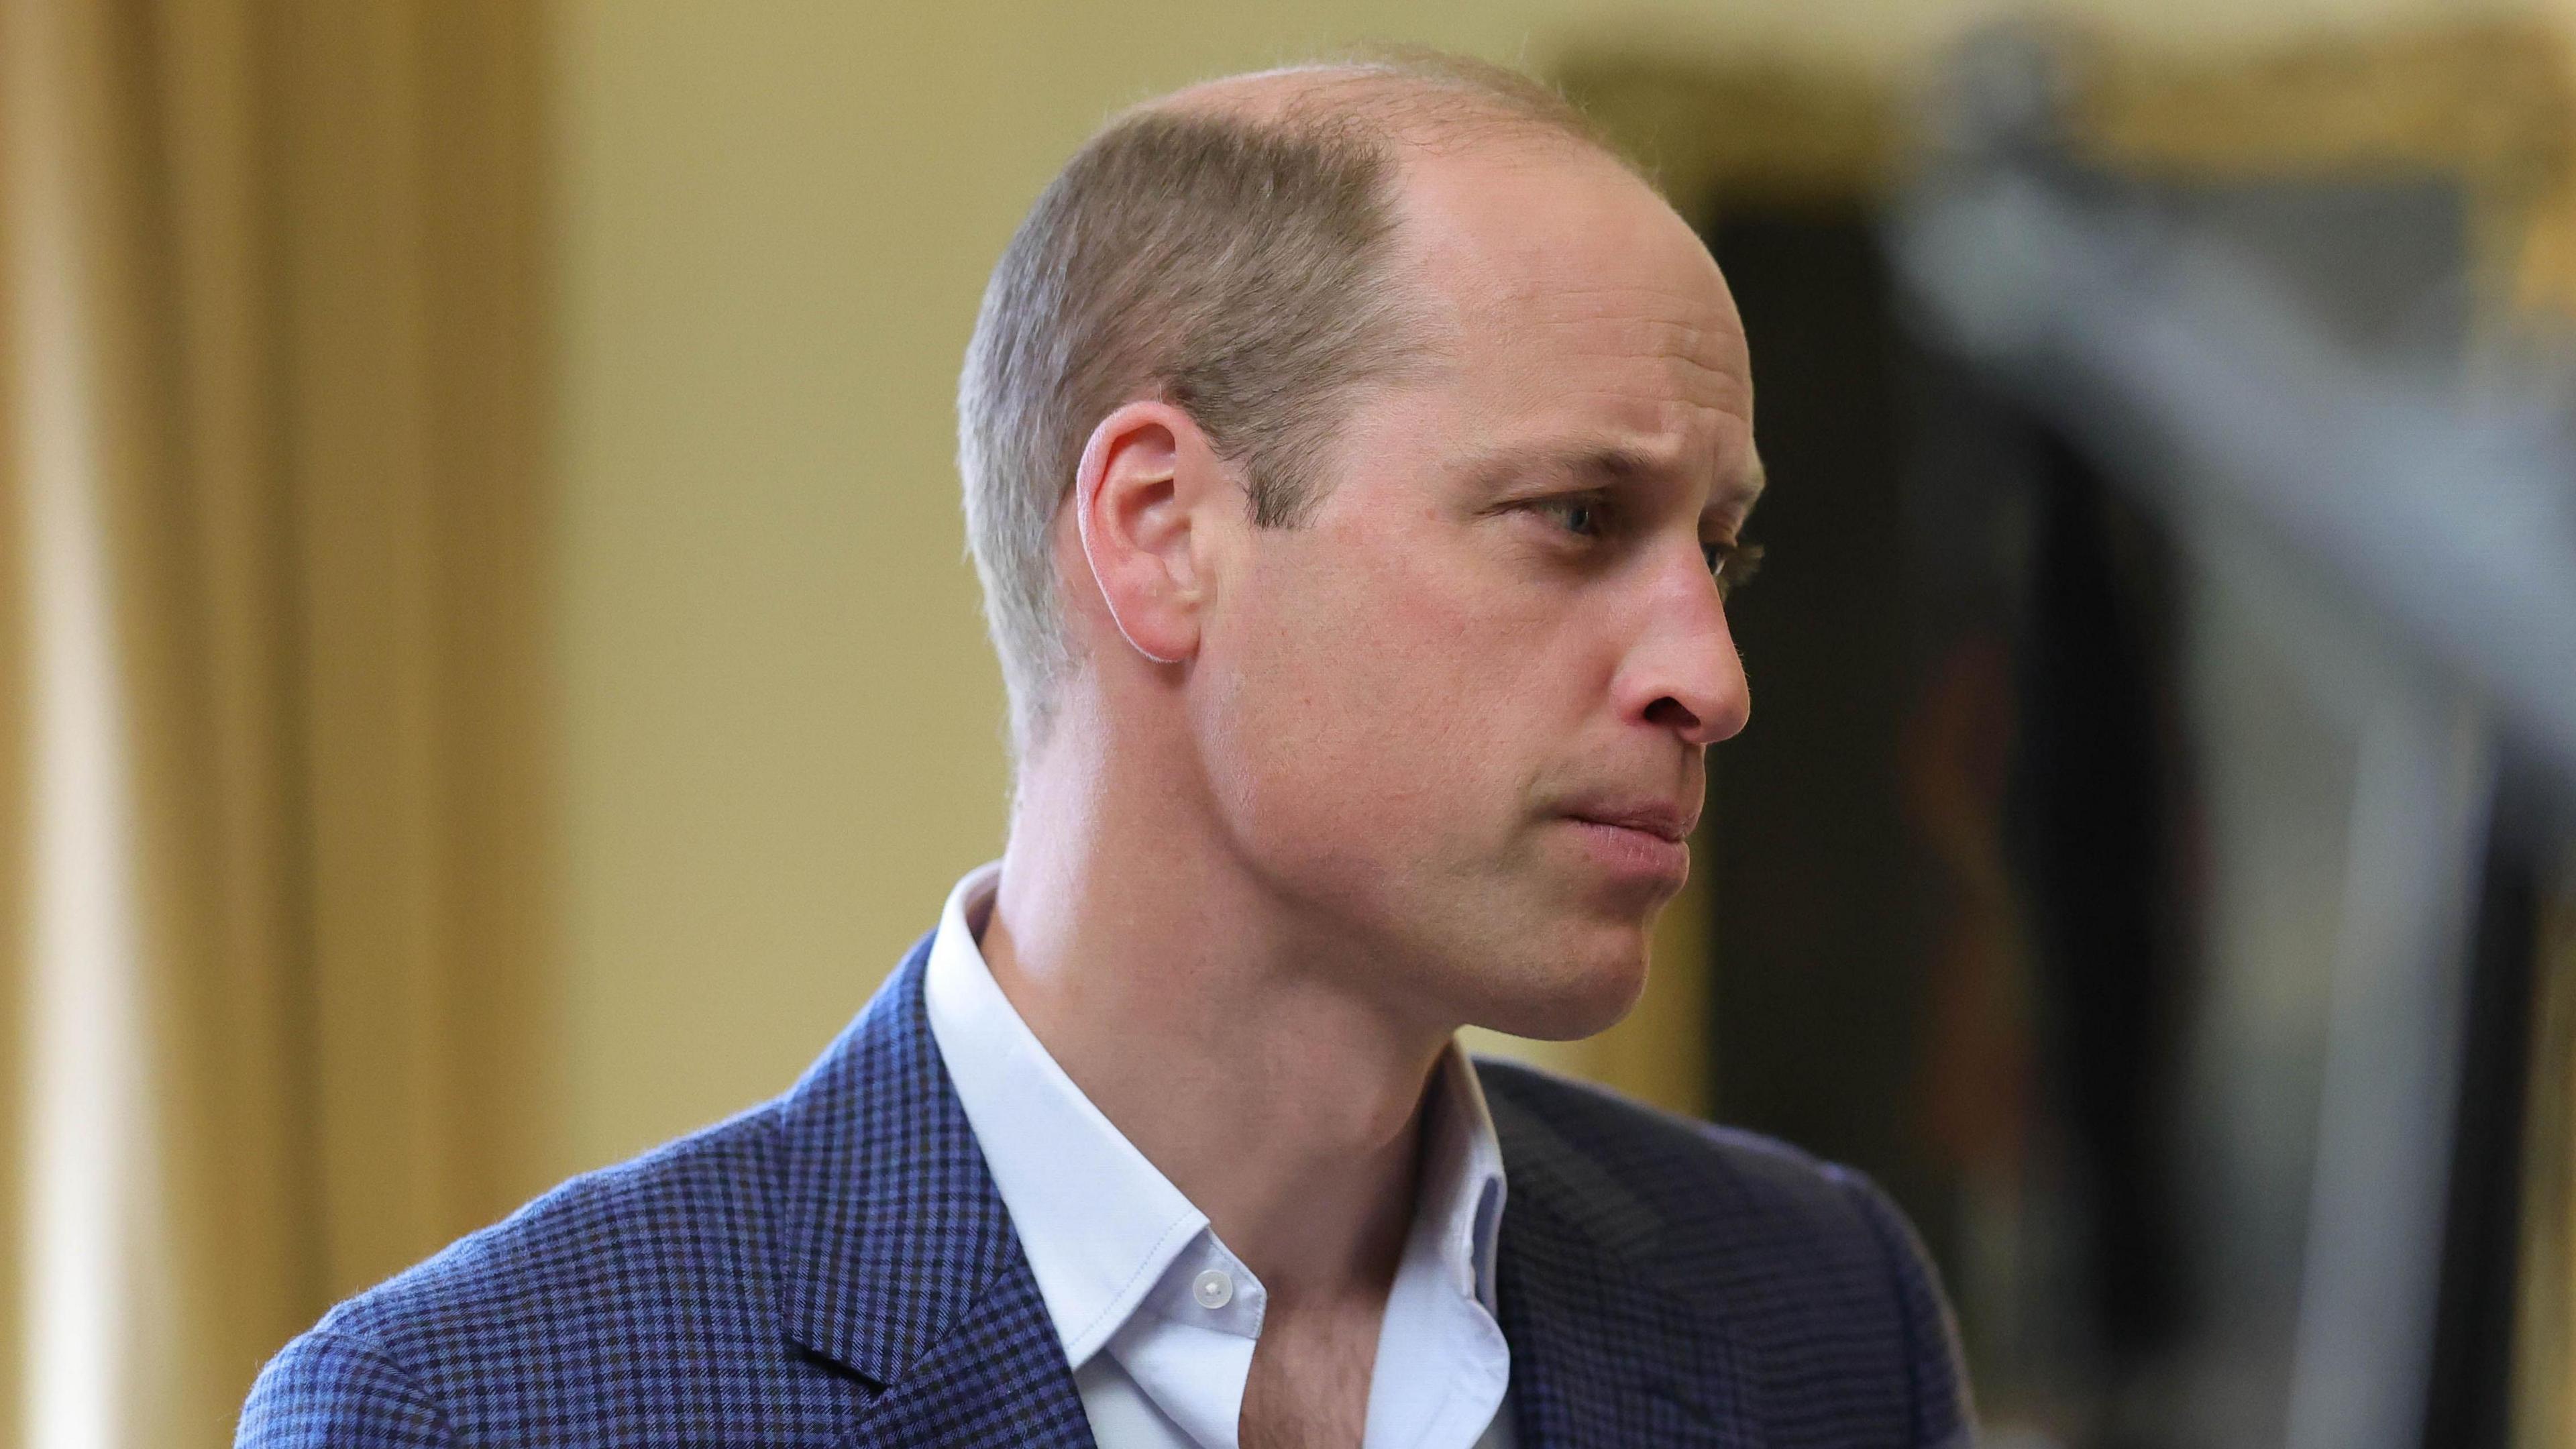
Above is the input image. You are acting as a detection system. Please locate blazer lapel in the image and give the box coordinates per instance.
[770,935,1094,1448]
[1491,1089,1762,1449]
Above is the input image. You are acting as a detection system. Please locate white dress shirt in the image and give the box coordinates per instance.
[922,862,1516,1449]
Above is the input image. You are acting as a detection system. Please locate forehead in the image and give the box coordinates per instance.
[1385,143,1759,506]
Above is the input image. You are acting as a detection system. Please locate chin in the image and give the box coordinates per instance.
[1461,918,1654,1042]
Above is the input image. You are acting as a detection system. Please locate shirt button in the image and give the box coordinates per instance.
[1192,1269,1234,1310]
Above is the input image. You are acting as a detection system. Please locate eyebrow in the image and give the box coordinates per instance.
[1464,440,1766,518]
[1727,451,1768,517]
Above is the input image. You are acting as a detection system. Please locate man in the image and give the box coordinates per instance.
[242,54,1971,1449]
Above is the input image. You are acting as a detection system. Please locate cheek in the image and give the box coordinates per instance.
[1196,529,1572,875]
[1218,558,1462,800]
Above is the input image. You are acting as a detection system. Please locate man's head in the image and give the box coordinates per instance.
[959,55,1762,1039]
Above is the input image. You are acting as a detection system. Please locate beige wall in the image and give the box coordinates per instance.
[541,0,2566,1178]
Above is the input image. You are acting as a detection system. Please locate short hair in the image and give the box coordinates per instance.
[957,52,1618,761]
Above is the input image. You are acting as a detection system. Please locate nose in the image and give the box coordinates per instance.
[1615,543,1751,747]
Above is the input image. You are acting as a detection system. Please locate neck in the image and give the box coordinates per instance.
[979,716,1450,1306]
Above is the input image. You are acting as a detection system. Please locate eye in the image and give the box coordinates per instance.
[1703,538,1765,597]
[1532,497,1605,538]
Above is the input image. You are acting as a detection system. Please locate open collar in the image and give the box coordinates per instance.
[922,863,1514,1368]
[921,863,1211,1369]
[765,927,1756,1448]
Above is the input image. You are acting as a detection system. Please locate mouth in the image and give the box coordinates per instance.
[1560,802,1697,843]
[1558,804,1696,887]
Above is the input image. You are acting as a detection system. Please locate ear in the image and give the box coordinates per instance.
[1072,399,1227,666]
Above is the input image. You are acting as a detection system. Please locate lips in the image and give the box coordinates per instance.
[1561,800,1699,842]
[1560,808,1695,887]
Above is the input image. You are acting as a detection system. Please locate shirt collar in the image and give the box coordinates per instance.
[924,861,1206,1367]
[920,861,1510,1366]
[1416,1029,1510,1316]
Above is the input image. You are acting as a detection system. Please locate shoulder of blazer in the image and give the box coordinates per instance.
[239,1090,808,1444]
[243,932,1029,1446]
[1475,1055,1876,1256]
[1474,1057,1974,1447]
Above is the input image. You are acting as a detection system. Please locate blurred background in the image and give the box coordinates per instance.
[3,1,2572,1446]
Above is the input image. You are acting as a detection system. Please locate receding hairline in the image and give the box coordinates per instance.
[1122,57,1667,360]
[1128,57,1631,173]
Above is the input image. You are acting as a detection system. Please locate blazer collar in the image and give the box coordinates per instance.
[1489,1081,1762,1449]
[771,934,1092,1445]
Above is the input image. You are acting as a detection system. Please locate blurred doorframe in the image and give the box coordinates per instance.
[1556,19,2576,1446]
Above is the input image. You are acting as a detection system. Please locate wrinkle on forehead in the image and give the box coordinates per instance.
[1522,311,1753,429]
[1383,148,1760,503]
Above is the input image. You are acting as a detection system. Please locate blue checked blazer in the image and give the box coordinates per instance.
[241,934,1972,1446]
